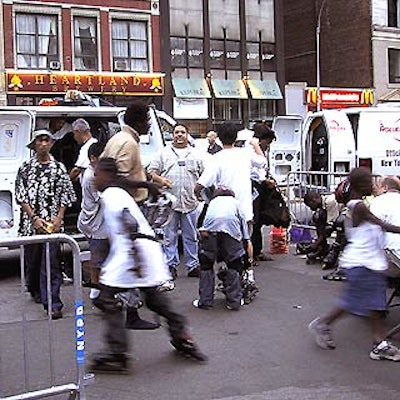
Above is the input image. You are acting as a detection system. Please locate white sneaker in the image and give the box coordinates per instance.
[370,340,400,361]
[89,288,100,299]
[158,280,175,292]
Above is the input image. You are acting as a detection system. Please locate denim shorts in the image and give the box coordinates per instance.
[88,238,109,268]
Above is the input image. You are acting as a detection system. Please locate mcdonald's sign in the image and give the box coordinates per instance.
[305,87,374,109]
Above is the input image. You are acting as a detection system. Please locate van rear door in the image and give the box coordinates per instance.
[0,110,33,238]
[356,111,400,176]
[271,115,303,185]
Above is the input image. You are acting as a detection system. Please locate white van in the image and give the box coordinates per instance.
[0,104,175,245]
[272,107,400,186]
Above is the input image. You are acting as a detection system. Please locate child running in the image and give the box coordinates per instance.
[308,167,400,361]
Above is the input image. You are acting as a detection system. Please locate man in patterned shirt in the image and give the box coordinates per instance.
[148,124,204,279]
[15,129,77,319]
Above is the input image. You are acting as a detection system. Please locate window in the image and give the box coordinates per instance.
[74,17,98,71]
[247,42,260,70]
[112,20,149,72]
[225,40,240,70]
[210,39,225,69]
[212,99,241,121]
[389,48,400,83]
[171,37,186,68]
[249,99,275,120]
[388,0,400,27]
[15,13,58,69]
[188,38,204,68]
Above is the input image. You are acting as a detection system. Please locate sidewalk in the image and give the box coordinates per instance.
[1,246,400,400]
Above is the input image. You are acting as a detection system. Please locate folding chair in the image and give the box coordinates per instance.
[385,249,400,339]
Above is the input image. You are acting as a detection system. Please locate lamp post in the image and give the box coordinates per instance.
[316,0,328,112]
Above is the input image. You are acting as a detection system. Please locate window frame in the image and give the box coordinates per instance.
[111,18,150,72]
[388,48,400,84]
[15,12,59,70]
[73,15,99,71]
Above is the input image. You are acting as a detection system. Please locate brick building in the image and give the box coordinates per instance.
[0,0,163,107]
[284,0,400,109]
[159,0,285,136]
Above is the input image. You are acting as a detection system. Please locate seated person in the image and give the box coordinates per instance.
[302,191,330,262]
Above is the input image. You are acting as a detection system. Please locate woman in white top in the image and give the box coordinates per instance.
[308,167,400,362]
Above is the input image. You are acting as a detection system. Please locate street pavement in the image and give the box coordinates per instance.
[1,243,400,400]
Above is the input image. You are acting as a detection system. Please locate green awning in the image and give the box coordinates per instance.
[211,79,248,99]
[247,79,283,100]
[172,78,211,98]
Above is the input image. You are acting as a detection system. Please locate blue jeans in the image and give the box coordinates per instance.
[25,242,63,311]
[163,208,199,271]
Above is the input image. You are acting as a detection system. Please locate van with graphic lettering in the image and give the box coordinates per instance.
[0,95,175,248]
[273,107,400,186]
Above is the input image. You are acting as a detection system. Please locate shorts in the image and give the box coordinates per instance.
[88,238,109,269]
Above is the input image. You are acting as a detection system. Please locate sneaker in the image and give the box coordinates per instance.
[89,353,131,374]
[370,340,400,361]
[169,266,178,280]
[170,337,208,362]
[125,318,160,330]
[158,280,175,292]
[308,317,336,349]
[226,298,245,311]
[62,272,73,285]
[187,267,200,278]
[192,299,212,310]
[51,310,63,320]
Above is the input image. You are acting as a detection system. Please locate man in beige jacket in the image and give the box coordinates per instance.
[102,101,149,203]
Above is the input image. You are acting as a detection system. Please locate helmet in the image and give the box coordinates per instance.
[335,179,351,204]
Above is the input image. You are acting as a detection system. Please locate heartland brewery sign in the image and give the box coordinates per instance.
[5,71,164,95]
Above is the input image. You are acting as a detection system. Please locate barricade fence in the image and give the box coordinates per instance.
[0,234,89,400]
[284,171,380,243]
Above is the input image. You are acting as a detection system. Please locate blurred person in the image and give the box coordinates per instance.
[308,167,400,361]
[206,130,222,155]
[89,158,207,373]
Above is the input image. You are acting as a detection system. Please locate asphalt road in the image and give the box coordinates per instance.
[1,244,400,400]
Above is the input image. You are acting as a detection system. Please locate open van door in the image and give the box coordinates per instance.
[0,110,33,239]
[271,115,303,185]
[303,110,355,174]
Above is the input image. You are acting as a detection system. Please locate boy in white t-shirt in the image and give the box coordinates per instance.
[89,158,207,373]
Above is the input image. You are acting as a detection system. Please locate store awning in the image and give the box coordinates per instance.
[211,79,248,99]
[172,78,211,98]
[247,79,283,100]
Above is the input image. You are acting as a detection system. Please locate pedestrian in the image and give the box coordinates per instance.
[69,118,98,182]
[250,123,276,262]
[15,129,77,319]
[370,175,400,275]
[193,186,249,310]
[148,123,204,280]
[101,100,149,204]
[308,167,400,361]
[78,142,160,330]
[206,130,222,155]
[89,158,207,373]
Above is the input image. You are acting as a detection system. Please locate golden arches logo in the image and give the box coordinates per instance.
[361,89,374,105]
[306,88,318,104]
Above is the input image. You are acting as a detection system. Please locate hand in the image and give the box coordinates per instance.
[160,177,172,189]
[52,216,63,233]
[249,138,260,147]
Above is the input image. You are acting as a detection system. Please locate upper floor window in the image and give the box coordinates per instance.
[112,20,149,72]
[388,0,400,27]
[16,13,58,69]
[74,17,98,71]
[389,48,400,83]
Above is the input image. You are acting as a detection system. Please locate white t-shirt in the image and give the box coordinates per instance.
[100,187,171,288]
[197,147,264,222]
[75,137,98,172]
[370,191,400,257]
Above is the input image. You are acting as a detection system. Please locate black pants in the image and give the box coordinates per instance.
[97,284,187,357]
[198,233,244,309]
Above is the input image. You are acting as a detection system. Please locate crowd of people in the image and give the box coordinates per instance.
[15,99,400,374]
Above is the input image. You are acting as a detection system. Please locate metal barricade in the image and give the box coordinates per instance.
[285,171,349,230]
[0,234,89,400]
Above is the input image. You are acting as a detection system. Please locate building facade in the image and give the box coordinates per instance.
[284,0,400,109]
[160,0,285,137]
[0,0,163,107]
